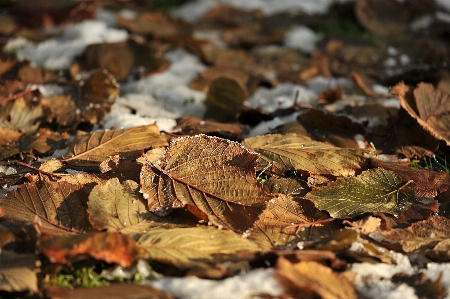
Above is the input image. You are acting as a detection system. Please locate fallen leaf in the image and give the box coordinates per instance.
[46,284,174,299]
[263,177,307,196]
[276,256,358,299]
[371,159,450,199]
[379,216,450,253]
[0,97,43,134]
[391,82,450,145]
[137,226,260,267]
[64,124,167,168]
[242,133,369,177]
[205,77,248,122]
[140,134,270,233]
[0,177,95,234]
[39,232,139,267]
[249,194,335,249]
[305,168,416,219]
[0,252,38,293]
[88,178,161,236]
[174,115,244,139]
[355,0,408,38]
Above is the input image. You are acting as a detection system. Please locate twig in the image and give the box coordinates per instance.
[17,161,62,179]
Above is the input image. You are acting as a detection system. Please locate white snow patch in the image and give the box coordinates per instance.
[147,268,283,299]
[425,263,450,299]
[436,11,450,23]
[372,84,390,96]
[3,36,32,53]
[246,112,301,137]
[245,83,317,113]
[173,0,345,21]
[436,0,450,12]
[283,26,320,53]
[410,15,433,31]
[306,76,353,94]
[17,20,128,69]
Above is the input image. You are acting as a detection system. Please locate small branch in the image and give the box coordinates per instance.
[0,87,34,104]
[17,161,62,179]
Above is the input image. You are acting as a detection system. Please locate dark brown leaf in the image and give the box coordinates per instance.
[174,115,244,139]
[39,232,139,267]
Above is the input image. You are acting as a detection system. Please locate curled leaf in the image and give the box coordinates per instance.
[242,133,369,177]
[305,168,415,219]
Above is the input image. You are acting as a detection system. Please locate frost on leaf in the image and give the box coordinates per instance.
[242,133,369,177]
[305,168,416,219]
[391,82,450,145]
[64,124,168,168]
[140,134,271,233]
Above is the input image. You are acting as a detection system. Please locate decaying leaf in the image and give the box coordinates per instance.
[276,256,358,299]
[0,97,43,134]
[379,216,450,253]
[249,194,335,249]
[391,82,450,145]
[88,178,161,236]
[242,133,369,177]
[0,252,38,293]
[263,177,307,196]
[174,115,244,139]
[39,232,139,267]
[140,134,270,233]
[305,168,416,219]
[137,226,260,267]
[46,284,174,299]
[64,124,167,168]
[0,177,95,234]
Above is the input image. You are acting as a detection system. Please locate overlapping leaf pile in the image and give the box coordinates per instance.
[0,0,450,298]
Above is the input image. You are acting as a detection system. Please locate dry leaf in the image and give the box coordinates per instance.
[0,252,38,293]
[39,232,139,267]
[174,115,244,139]
[242,133,369,176]
[205,77,248,122]
[379,216,450,253]
[391,82,450,145]
[140,135,270,233]
[0,97,43,134]
[305,168,416,219]
[0,177,95,234]
[137,226,260,267]
[249,194,335,249]
[276,256,358,299]
[64,124,167,168]
[88,178,162,236]
[46,284,174,299]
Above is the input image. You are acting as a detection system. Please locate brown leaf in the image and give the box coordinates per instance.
[190,66,250,93]
[249,194,335,249]
[76,40,169,81]
[205,77,248,122]
[174,115,244,139]
[140,134,270,233]
[0,96,43,134]
[41,94,78,127]
[0,252,38,293]
[263,177,307,196]
[88,178,162,236]
[73,69,119,125]
[39,232,139,267]
[137,226,260,267]
[117,11,193,40]
[46,284,174,299]
[371,159,450,199]
[276,256,358,299]
[391,82,450,146]
[355,0,408,38]
[63,124,167,168]
[242,133,369,177]
[379,216,450,253]
[0,177,96,234]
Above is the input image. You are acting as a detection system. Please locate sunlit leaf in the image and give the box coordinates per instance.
[242,133,369,176]
[137,226,260,266]
[391,82,450,146]
[140,134,270,233]
[64,124,168,168]
[39,232,139,267]
[277,256,358,299]
[0,177,97,234]
[305,168,416,219]
[0,252,38,293]
[249,194,335,249]
[88,178,164,236]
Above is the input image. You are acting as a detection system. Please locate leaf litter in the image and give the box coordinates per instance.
[0,1,450,298]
